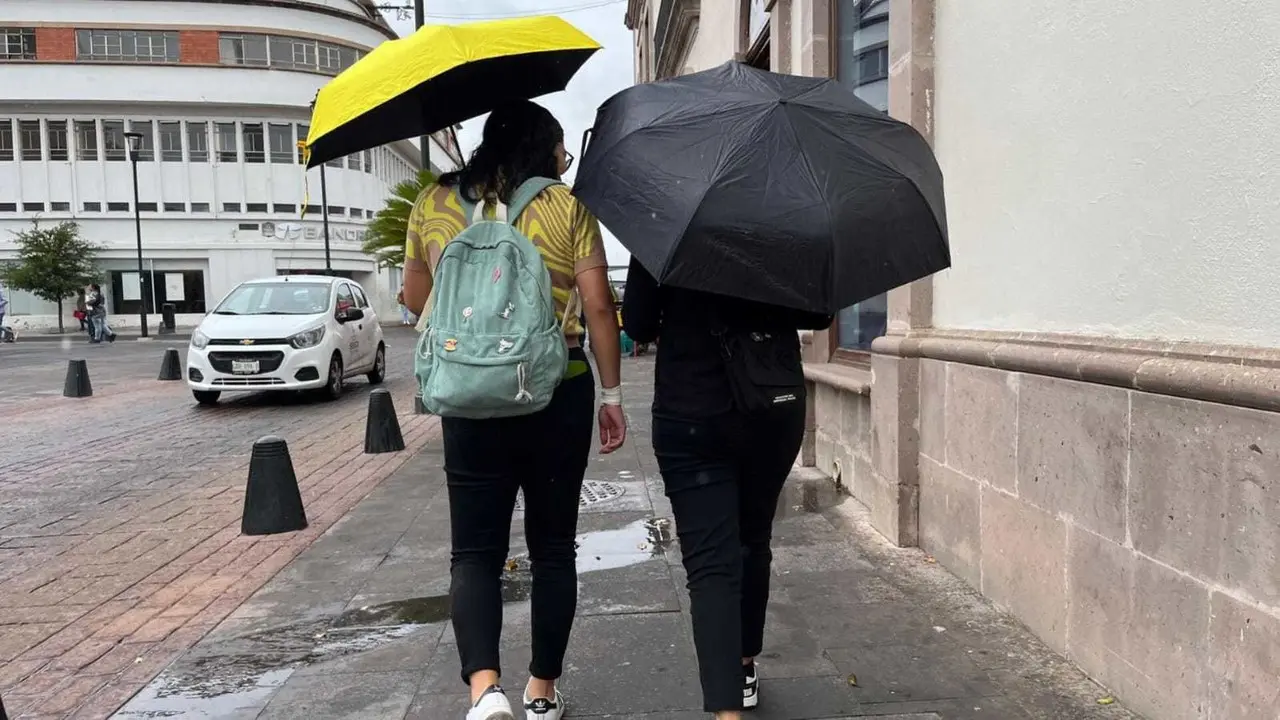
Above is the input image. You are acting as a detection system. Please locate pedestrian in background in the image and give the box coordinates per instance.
[86,283,116,344]
[622,256,832,720]
[396,285,415,326]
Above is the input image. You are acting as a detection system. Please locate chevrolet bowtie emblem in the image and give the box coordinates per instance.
[240,339,255,345]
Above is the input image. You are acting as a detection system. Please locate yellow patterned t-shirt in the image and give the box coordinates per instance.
[404,183,607,338]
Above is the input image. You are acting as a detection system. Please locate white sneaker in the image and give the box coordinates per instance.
[467,686,515,720]
[523,687,566,719]
[743,662,759,709]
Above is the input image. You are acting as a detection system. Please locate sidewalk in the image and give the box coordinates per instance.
[108,359,1141,720]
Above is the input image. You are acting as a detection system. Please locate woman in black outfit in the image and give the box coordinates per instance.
[621,257,832,719]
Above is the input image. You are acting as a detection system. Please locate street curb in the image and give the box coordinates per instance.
[16,333,193,344]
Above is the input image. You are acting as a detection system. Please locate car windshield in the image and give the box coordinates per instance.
[214,282,330,316]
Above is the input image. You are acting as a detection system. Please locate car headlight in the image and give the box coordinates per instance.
[190,329,210,349]
[289,325,326,350]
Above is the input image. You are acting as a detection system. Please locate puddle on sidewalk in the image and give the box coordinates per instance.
[776,477,844,519]
[114,519,672,718]
[505,517,675,575]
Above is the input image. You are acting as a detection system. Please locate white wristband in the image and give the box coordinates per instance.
[600,386,622,406]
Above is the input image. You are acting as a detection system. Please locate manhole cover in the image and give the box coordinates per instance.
[514,480,624,510]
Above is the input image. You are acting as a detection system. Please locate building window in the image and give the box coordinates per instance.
[220,32,360,75]
[107,201,129,212]
[268,123,293,163]
[23,202,45,212]
[325,155,342,169]
[238,223,260,231]
[351,207,364,218]
[50,201,71,212]
[835,0,891,353]
[246,202,268,213]
[186,121,209,162]
[109,269,206,315]
[242,123,266,163]
[218,33,269,66]
[1,28,36,61]
[47,120,69,161]
[0,203,18,212]
[222,202,242,212]
[304,204,321,215]
[362,150,372,173]
[214,122,238,162]
[138,202,158,212]
[164,202,185,212]
[296,124,309,163]
[83,202,102,212]
[273,203,297,214]
[328,206,345,216]
[191,202,210,213]
[347,153,361,170]
[18,120,41,161]
[159,122,183,161]
[76,29,180,63]
[74,120,98,161]
[103,120,127,161]
[0,118,13,161]
[129,120,155,161]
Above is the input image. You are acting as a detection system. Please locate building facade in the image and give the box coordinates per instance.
[0,0,462,331]
[626,2,1280,718]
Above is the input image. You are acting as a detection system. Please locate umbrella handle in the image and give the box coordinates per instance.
[580,128,594,159]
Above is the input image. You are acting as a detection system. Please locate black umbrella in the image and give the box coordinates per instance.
[573,61,949,314]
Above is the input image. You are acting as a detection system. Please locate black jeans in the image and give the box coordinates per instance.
[442,350,595,686]
[653,401,806,712]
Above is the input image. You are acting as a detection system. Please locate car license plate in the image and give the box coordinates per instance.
[231,360,260,375]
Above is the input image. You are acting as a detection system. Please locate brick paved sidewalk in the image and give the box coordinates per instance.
[0,332,439,719]
[108,359,1144,720]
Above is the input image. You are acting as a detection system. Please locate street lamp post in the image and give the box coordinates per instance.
[320,162,332,275]
[309,94,333,276]
[123,131,148,338]
[415,0,430,171]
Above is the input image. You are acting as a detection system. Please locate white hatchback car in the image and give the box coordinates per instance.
[186,275,386,405]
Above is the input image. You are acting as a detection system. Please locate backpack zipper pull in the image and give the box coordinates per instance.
[514,363,534,403]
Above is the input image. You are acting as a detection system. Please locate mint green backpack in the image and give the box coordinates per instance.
[413,177,573,419]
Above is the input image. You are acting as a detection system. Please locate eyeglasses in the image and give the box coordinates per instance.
[563,148,574,172]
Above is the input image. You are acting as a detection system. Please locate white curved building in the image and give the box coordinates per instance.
[0,0,461,331]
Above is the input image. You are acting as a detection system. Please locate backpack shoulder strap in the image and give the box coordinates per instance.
[507,177,563,223]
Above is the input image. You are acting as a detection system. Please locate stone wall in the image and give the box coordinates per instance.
[915,356,1280,720]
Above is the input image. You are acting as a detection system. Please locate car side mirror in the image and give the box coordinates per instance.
[337,307,364,323]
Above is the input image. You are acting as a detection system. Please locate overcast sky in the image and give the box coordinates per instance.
[381,0,634,264]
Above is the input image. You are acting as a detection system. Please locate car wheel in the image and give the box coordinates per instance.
[193,390,221,406]
[367,343,386,384]
[322,354,344,401]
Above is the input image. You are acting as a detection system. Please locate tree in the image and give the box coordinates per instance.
[0,221,101,333]
[362,168,437,269]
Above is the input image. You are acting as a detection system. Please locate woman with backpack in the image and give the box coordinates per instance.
[402,100,626,720]
[622,258,832,720]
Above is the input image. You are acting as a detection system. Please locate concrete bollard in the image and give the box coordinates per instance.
[241,436,308,536]
[63,359,93,398]
[158,348,182,381]
[365,389,406,454]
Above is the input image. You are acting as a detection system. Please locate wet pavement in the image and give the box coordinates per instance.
[108,358,1142,719]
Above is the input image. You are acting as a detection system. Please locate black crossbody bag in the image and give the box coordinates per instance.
[713,323,806,414]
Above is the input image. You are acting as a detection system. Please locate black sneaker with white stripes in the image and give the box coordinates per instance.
[743,661,759,710]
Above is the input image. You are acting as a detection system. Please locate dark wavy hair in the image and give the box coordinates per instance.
[438,100,564,204]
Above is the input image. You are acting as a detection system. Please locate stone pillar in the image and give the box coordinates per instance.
[866,0,936,547]
[770,0,792,73]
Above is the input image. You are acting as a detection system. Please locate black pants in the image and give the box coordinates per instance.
[442,350,595,686]
[653,401,806,712]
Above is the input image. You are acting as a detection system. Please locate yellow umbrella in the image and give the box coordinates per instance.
[305,16,601,168]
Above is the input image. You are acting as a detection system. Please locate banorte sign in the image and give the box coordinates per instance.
[261,222,367,245]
